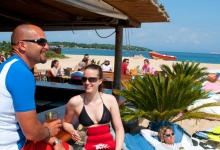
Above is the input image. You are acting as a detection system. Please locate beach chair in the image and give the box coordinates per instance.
[33,66,42,81]
[45,70,64,83]
[63,68,71,76]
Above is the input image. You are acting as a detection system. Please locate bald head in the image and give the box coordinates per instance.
[11,24,44,45]
[10,24,49,68]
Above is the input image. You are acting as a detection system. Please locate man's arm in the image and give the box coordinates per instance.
[16,110,62,141]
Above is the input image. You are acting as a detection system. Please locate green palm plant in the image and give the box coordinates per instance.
[114,74,220,123]
[160,61,208,83]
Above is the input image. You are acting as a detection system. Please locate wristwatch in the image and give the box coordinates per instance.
[52,139,62,146]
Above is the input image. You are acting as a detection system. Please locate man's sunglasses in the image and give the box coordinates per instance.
[163,133,174,137]
[81,77,99,82]
[22,38,47,45]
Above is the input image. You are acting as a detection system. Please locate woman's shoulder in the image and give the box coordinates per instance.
[101,93,115,99]
[68,94,84,106]
[101,93,117,104]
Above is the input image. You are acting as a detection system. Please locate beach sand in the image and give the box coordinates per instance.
[36,54,220,72]
[36,54,220,138]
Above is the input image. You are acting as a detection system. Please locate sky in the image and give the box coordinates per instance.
[1,0,220,53]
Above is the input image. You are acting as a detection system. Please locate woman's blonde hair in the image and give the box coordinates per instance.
[158,126,173,143]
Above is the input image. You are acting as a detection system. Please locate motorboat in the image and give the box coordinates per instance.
[149,51,177,61]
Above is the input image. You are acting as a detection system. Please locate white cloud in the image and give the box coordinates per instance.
[194,39,200,44]
[188,34,197,39]
[136,32,146,38]
[179,28,187,32]
[168,36,176,42]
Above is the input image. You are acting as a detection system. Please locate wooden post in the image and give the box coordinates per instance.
[113,25,123,99]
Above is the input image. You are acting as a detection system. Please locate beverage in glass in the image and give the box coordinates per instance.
[45,111,58,122]
[76,124,87,145]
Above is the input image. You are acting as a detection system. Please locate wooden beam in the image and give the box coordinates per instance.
[113,25,123,93]
[126,17,141,28]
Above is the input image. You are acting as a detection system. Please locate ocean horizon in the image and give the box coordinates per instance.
[61,48,220,64]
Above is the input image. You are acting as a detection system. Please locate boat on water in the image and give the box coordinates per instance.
[149,51,177,61]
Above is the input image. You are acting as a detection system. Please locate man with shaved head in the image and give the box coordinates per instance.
[0,24,73,150]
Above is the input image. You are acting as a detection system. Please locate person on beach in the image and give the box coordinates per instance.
[0,55,5,64]
[71,61,86,80]
[50,59,62,76]
[101,58,113,72]
[0,24,73,150]
[142,59,155,74]
[141,126,203,150]
[121,58,130,74]
[82,54,91,65]
[63,64,125,150]
[82,54,89,60]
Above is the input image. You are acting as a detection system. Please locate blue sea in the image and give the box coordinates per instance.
[61,48,220,64]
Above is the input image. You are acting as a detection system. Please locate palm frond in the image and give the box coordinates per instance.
[115,61,220,123]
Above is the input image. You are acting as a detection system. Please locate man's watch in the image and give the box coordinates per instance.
[52,139,62,146]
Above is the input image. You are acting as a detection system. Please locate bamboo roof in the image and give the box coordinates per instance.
[0,0,169,32]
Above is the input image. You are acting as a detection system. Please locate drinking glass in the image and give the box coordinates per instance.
[75,126,87,145]
[45,111,58,122]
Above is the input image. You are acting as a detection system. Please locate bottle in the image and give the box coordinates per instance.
[138,68,141,74]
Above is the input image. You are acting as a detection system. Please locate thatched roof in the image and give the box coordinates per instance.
[0,0,169,31]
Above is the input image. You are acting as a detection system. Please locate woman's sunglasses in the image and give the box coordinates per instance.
[22,38,48,45]
[163,133,174,137]
[81,77,99,82]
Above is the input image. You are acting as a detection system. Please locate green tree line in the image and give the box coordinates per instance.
[49,42,152,51]
[0,41,152,59]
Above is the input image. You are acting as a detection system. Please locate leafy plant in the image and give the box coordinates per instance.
[46,51,67,59]
[91,59,104,66]
[114,73,220,123]
[0,46,12,59]
[160,61,208,83]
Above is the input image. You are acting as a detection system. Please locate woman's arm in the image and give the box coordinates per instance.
[62,97,81,142]
[110,65,113,72]
[50,68,58,76]
[140,129,160,147]
[109,96,124,150]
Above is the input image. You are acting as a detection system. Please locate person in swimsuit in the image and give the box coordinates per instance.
[63,64,125,150]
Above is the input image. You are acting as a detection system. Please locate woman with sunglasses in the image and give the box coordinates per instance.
[140,126,203,150]
[50,59,62,76]
[63,64,125,150]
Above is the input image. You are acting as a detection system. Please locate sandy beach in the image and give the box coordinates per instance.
[36,54,220,138]
[36,54,220,72]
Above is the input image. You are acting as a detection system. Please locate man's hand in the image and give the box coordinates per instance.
[43,119,62,137]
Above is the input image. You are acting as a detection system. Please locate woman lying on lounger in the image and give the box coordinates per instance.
[63,64,125,150]
[141,126,204,150]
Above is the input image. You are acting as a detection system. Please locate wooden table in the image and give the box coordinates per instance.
[61,76,70,79]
